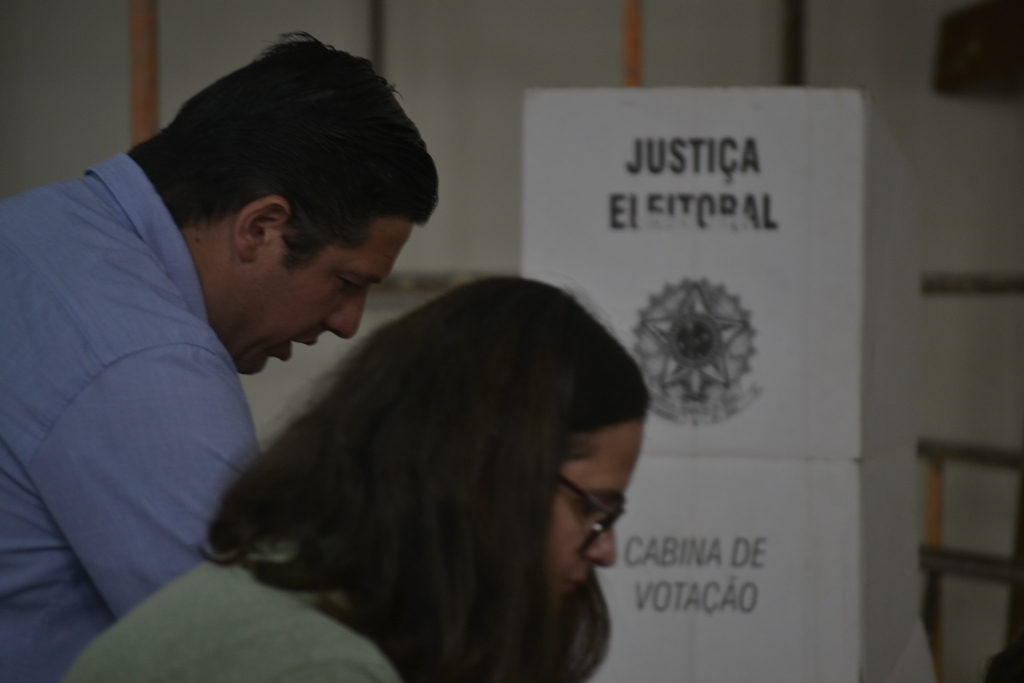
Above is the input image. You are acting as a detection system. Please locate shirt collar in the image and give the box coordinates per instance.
[84,154,209,323]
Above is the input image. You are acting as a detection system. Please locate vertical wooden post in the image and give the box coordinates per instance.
[1006,461,1024,643]
[782,0,805,85]
[623,0,642,87]
[369,0,386,76]
[130,0,159,146]
[923,457,945,681]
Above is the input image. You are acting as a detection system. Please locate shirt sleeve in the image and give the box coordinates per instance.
[27,343,258,618]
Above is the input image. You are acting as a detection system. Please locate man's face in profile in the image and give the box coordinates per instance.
[226,215,413,374]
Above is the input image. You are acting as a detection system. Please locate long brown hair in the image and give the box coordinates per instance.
[208,277,649,683]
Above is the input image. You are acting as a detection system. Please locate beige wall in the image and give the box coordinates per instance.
[385,0,784,273]
[0,1,1019,680]
[0,0,128,193]
[807,2,1022,680]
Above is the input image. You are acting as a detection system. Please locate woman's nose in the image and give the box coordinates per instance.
[583,528,617,567]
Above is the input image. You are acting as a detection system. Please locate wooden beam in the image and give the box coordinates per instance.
[129,0,159,146]
[921,272,1024,295]
[623,0,643,87]
[934,0,1024,94]
[918,438,1024,469]
[921,546,1024,585]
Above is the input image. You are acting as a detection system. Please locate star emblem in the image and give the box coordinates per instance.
[634,279,759,425]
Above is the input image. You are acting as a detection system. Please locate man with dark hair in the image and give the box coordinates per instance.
[0,34,437,682]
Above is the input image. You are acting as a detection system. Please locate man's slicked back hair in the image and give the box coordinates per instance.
[129,33,438,262]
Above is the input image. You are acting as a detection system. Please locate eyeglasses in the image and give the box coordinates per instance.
[557,474,625,552]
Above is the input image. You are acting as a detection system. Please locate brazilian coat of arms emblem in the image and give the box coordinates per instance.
[633,278,760,425]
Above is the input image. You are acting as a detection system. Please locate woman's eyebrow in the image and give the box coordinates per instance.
[591,490,626,509]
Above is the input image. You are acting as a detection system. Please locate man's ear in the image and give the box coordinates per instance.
[231,195,292,263]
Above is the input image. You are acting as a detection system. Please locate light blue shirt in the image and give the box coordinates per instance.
[0,155,259,683]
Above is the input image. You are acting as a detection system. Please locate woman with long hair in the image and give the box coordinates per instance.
[64,277,649,683]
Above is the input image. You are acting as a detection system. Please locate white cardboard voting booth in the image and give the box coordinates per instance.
[521,89,934,683]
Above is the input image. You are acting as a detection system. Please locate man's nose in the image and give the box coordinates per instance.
[324,291,368,339]
[584,529,617,567]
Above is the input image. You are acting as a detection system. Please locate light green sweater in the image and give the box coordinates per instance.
[63,563,402,683]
